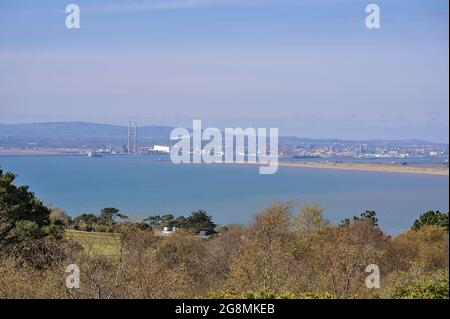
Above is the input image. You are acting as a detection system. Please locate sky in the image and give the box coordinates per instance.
[0,0,448,142]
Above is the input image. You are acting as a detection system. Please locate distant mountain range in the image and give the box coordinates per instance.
[0,122,446,148]
[0,122,174,139]
[0,122,175,148]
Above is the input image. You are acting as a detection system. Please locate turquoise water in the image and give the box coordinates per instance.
[0,155,448,234]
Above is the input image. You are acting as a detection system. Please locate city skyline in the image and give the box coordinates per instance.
[1,121,448,160]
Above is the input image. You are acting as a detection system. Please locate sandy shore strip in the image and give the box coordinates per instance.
[277,161,449,176]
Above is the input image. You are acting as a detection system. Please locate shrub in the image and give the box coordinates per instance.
[298,292,337,299]
[392,275,449,299]
[207,290,296,299]
[94,224,109,233]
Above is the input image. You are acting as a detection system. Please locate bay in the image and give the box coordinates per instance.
[0,155,448,235]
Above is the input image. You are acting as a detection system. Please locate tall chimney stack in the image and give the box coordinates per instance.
[134,121,138,154]
[127,121,131,154]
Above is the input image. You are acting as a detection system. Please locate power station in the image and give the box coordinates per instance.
[127,121,138,154]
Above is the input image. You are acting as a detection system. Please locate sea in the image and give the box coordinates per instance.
[0,155,448,235]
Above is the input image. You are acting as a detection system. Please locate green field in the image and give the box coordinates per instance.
[65,229,122,256]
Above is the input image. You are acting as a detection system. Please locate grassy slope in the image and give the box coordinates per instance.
[65,229,122,256]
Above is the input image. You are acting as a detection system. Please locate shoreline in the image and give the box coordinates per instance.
[276,161,449,176]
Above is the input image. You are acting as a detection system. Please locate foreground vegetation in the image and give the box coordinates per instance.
[1,167,449,299]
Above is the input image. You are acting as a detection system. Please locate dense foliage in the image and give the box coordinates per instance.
[144,210,217,234]
[72,208,128,232]
[0,168,71,268]
[392,271,449,299]
[412,210,449,232]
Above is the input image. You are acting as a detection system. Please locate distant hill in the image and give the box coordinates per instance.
[0,122,174,139]
[0,122,446,149]
[0,122,176,148]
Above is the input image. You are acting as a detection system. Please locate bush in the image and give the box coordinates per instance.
[207,290,296,299]
[390,226,449,271]
[94,224,109,233]
[298,292,337,299]
[207,290,336,299]
[392,275,449,299]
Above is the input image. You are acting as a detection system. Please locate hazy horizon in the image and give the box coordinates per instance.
[1,120,448,144]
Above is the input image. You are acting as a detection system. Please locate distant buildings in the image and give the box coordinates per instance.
[154,227,176,237]
[1,121,447,162]
[281,139,449,160]
[149,145,170,154]
[154,227,211,239]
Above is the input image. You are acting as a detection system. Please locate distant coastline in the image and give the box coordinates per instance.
[0,149,448,176]
[275,161,449,176]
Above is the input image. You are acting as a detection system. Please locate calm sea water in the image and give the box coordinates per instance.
[0,155,448,234]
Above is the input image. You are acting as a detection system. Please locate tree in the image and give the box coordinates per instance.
[341,210,378,227]
[98,207,128,226]
[412,210,449,232]
[161,214,175,228]
[207,224,245,282]
[0,168,66,268]
[143,215,161,226]
[185,210,216,235]
[49,208,72,227]
[298,221,388,297]
[173,216,187,229]
[73,213,98,231]
[229,202,296,294]
[390,225,449,271]
[292,204,329,233]
[1,169,53,244]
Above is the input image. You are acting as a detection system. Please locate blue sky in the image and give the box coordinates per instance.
[0,0,448,142]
